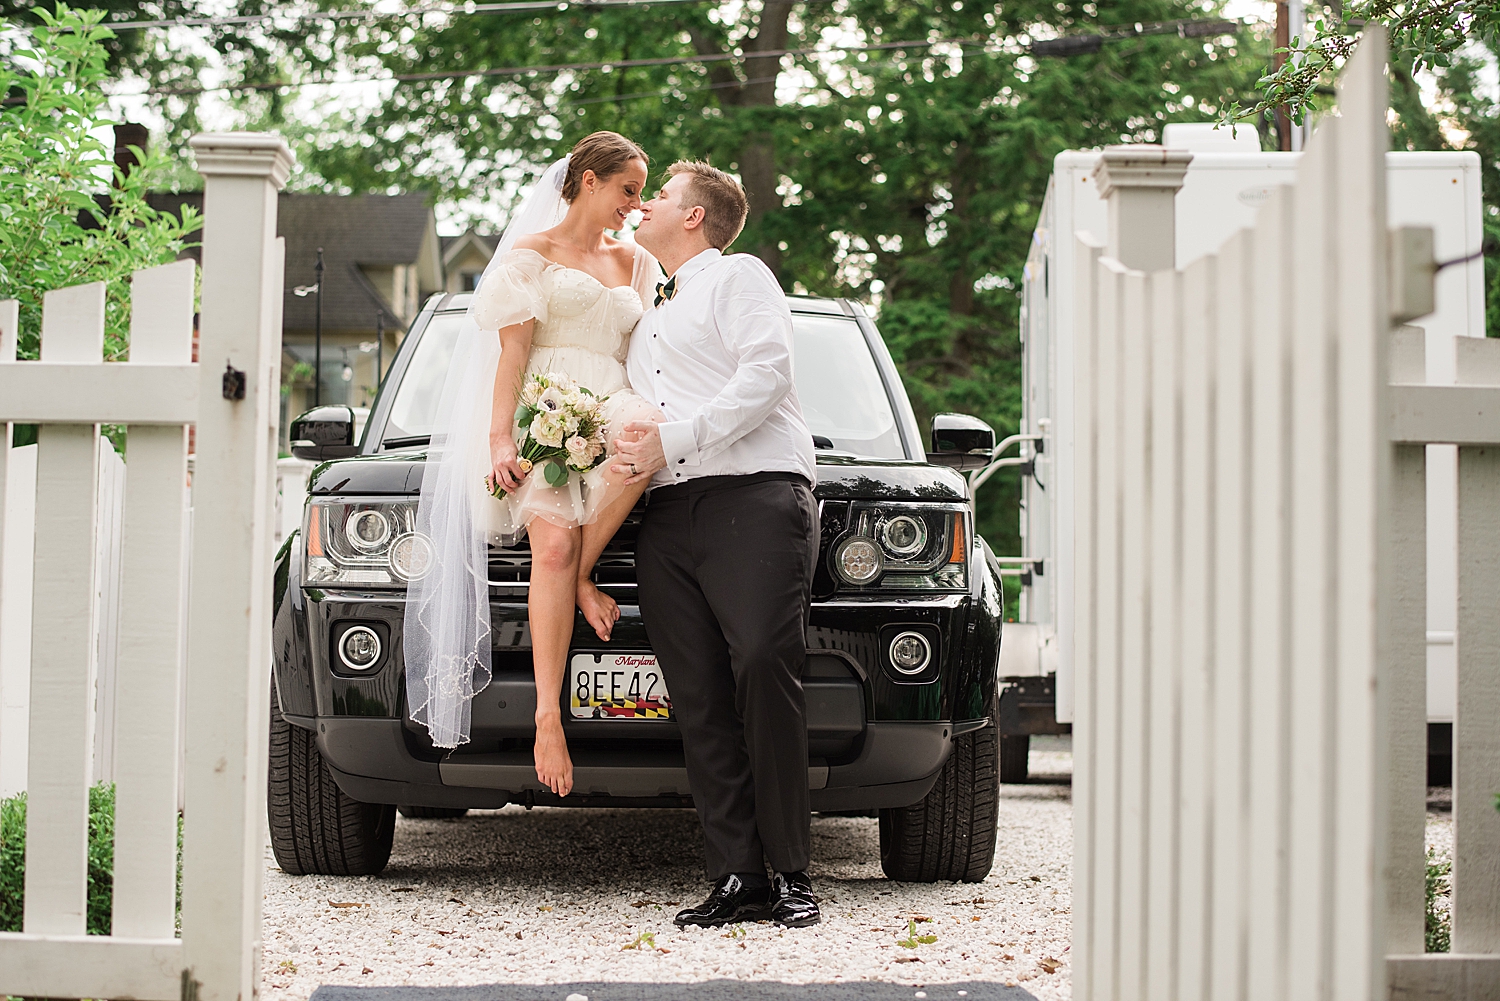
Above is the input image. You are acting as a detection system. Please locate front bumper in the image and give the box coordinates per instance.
[307,714,962,812]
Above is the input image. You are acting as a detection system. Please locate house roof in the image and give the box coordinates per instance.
[148,191,441,334]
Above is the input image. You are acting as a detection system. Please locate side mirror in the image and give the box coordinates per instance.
[290,405,359,462]
[927,412,995,472]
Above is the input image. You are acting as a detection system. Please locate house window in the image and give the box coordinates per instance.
[462,271,482,291]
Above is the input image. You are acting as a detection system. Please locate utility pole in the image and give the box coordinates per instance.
[1275,2,1292,151]
[313,247,325,407]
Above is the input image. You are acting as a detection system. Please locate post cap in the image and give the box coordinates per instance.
[1092,145,1194,198]
[189,132,295,189]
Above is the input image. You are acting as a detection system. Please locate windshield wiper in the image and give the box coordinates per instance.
[383,434,430,449]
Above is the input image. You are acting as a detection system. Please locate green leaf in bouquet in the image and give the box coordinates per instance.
[515,404,537,426]
[544,460,569,487]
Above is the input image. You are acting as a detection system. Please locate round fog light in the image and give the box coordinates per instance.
[389,532,434,582]
[346,509,391,551]
[889,631,932,675]
[339,625,382,671]
[834,536,884,585]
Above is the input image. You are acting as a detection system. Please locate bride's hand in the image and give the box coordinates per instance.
[489,433,528,493]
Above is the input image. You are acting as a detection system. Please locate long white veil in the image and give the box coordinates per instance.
[403,156,571,749]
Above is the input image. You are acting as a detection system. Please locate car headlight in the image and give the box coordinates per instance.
[826,503,969,592]
[304,497,423,587]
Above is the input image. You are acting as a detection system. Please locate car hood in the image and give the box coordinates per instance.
[309,451,967,503]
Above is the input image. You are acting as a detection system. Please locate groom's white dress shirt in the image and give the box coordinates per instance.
[627,247,816,490]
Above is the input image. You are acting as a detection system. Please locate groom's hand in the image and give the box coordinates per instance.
[612,421,667,485]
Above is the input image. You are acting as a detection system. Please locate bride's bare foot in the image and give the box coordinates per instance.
[577,578,620,642]
[534,714,573,797]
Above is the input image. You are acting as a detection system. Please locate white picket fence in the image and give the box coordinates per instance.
[1072,27,1499,999]
[0,132,292,1001]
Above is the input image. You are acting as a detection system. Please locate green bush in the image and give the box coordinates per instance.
[0,784,117,935]
[1426,847,1452,953]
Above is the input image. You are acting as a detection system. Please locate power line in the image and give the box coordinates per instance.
[137,34,987,98]
[57,0,840,33]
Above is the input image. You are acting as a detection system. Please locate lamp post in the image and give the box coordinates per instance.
[314,246,325,407]
[375,310,384,393]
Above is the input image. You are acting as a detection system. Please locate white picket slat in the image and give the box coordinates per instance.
[23,282,105,936]
[0,298,17,799]
[1117,267,1150,1001]
[1090,258,1128,997]
[1453,446,1500,952]
[1207,227,1252,1001]
[1285,116,1334,1000]
[1070,233,1104,1001]
[111,259,195,939]
[1175,253,1214,1001]
[1330,33,1392,997]
[1143,265,1180,1001]
[0,932,182,998]
[0,363,199,424]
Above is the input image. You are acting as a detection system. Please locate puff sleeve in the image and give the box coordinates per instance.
[632,242,664,308]
[471,250,550,332]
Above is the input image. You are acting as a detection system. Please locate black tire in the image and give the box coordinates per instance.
[398,805,469,819]
[999,734,1030,784]
[268,685,396,876]
[878,718,1000,883]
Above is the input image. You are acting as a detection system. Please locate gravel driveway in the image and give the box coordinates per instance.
[261,738,1074,1001]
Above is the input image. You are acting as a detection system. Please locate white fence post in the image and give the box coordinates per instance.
[178,132,292,1001]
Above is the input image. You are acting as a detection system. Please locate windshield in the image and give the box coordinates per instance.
[381,310,906,459]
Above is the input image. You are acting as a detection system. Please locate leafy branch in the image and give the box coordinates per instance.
[1218,1,1499,127]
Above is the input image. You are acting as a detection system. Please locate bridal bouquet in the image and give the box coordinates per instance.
[493,371,610,491]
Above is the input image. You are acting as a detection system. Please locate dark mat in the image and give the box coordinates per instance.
[311,981,1037,1001]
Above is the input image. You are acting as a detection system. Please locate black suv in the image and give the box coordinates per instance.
[270,293,1007,883]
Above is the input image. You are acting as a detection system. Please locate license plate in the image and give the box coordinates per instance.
[569,653,672,720]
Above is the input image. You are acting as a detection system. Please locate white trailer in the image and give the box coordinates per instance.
[995,123,1483,779]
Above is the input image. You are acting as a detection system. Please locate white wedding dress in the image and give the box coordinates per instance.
[404,154,664,750]
[469,244,661,535]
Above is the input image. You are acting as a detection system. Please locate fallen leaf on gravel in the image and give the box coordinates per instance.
[515,932,523,939]
[448,897,465,905]
[1040,956,1061,973]
[328,901,367,908]
[893,957,923,964]
[390,887,416,893]
[361,968,373,975]
[622,931,657,951]
[1002,954,1015,961]
[910,914,933,922]
[435,930,454,936]
[971,917,981,922]
[538,905,554,912]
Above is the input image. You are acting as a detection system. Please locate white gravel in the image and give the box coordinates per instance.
[261,737,1073,1000]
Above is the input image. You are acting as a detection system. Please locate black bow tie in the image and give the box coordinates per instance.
[654,275,677,307]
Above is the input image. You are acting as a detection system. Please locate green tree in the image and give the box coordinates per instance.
[0,3,199,363]
[262,0,1263,562]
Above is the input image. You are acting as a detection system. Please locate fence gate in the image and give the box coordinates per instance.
[0,132,292,1001]
[1068,26,1500,1000]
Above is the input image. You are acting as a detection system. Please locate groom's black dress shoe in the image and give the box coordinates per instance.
[673,874,771,927]
[769,870,821,927]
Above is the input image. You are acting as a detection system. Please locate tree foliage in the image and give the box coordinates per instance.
[0,4,199,362]
[256,0,1265,560]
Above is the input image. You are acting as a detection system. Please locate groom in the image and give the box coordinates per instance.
[615,161,821,928]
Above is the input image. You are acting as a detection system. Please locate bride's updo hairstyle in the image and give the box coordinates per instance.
[561,131,648,202]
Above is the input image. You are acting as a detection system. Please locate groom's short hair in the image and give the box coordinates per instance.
[667,161,749,251]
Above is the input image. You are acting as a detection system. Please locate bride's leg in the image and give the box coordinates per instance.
[577,467,651,641]
[528,518,580,797]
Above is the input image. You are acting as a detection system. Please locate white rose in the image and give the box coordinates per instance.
[519,378,542,407]
[531,412,565,447]
[565,435,591,464]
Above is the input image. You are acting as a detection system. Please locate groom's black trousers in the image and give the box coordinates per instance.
[636,471,819,878]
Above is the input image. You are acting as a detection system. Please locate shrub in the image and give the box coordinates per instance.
[0,783,117,935]
[1426,847,1452,953]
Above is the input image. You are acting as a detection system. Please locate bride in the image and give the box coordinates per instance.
[402,132,662,797]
